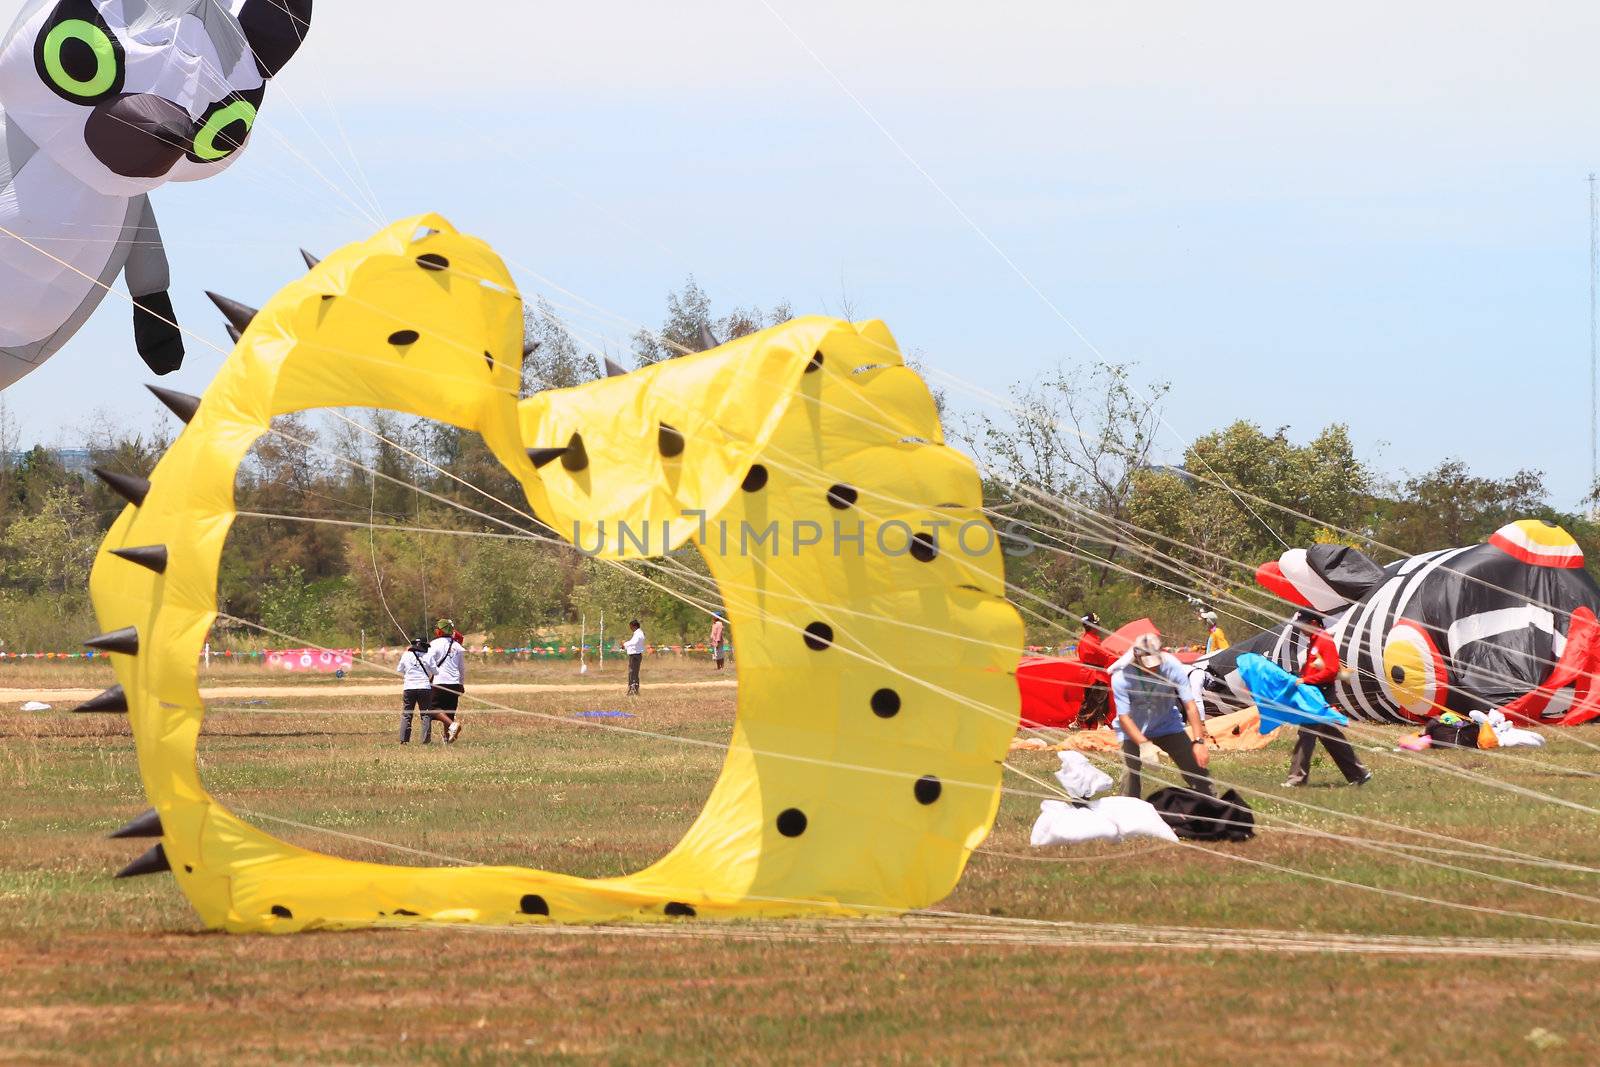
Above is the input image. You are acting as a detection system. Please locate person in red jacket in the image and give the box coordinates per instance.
[1283,614,1372,787]
[1072,613,1116,728]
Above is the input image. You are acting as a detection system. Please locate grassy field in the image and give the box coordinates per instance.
[3,658,1599,1064]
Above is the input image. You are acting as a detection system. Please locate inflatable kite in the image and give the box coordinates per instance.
[0,0,313,388]
[1199,522,1600,725]
[1015,618,1168,729]
[82,214,1023,931]
[1232,652,1349,735]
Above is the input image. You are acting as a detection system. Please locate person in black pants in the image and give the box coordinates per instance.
[1110,632,1216,800]
[1282,615,1371,787]
[624,619,646,695]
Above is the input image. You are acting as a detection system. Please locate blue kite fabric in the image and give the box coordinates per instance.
[1235,653,1350,735]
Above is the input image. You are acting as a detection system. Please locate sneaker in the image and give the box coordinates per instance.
[1352,771,1373,786]
[1280,778,1307,788]
[446,721,461,743]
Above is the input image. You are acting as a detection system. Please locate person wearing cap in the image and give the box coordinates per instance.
[426,618,464,743]
[1282,614,1370,787]
[709,615,726,671]
[1109,631,1216,800]
[1199,609,1229,656]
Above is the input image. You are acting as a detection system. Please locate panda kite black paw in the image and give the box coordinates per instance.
[133,292,184,376]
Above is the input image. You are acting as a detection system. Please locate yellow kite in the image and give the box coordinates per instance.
[87,215,1022,932]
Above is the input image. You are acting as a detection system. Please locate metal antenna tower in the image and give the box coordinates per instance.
[1591,173,1598,509]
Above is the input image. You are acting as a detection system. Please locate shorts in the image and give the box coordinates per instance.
[402,688,433,712]
[432,683,463,712]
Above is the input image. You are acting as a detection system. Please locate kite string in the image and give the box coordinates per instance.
[12,154,1587,908]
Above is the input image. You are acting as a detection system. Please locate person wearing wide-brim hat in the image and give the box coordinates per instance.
[1109,630,1216,800]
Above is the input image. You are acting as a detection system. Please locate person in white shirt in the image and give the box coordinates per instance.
[426,618,465,743]
[397,637,452,744]
[624,619,646,695]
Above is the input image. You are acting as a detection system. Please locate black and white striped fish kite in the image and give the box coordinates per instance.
[1199,520,1600,725]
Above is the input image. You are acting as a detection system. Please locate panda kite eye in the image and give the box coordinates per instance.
[37,9,124,102]
[190,98,258,162]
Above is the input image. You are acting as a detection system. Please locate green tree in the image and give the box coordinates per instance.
[1376,460,1550,556]
[630,276,792,367]
[522,299,601,392]
[1129,421,1375,583]
[3,486,98,595]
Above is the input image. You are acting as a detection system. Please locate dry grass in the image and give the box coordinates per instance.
[2,662,1599,1064]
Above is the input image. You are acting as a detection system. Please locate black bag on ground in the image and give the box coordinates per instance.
[1147,787,1256,842]
[1424,718,1480,749]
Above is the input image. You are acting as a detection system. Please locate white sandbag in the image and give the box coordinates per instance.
[1030,800,1121,847]
[1496,726,1546,747]
[1471,709,1546,748]
[1088,796,1181,843]
[19,701,51,712]
[1138,741,1162,766]
[1053,751,1114,799]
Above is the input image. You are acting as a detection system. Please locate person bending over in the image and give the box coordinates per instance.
[1110,631,1215,800]
[1282,615,1370,787]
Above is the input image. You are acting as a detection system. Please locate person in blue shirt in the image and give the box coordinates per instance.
[1110,631,1216,800]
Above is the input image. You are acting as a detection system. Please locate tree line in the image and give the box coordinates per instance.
[0,281,1586,653]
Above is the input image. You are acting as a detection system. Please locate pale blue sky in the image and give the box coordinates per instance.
[7,1,1600,503]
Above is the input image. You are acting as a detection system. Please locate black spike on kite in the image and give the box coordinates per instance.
[111,545,168,574]
[658,423,685,458]
[109,809,163,839]
[604,357,627,378]
[300,248,320,270]
[74,684,128,714]
[84,627,139,656]
[527,447,566,469]
[115,843,171,879]
[560,432,588,472]
[225,324,242,344]
[145,384,200,424]
[523,338,540,358]
[92,467,150,507]
[204,291,258,334]
[698,323,719,350]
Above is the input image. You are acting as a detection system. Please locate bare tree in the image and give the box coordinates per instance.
[964,360,1168,584]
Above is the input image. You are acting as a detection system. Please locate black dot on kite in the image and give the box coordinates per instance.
[394,909,419,916]
[519,894,550,916]
[870,688,901,718]
[914,775,942,805]
[388,330,419,346]
[483,351,495,372]
[803,622,834,650]
[827,484,857,509]
[742,465,768,492]
[271,905,293,918]
[183,865,193,874]
[1390,665,1406,683]
[664,901,696,917]
[416,253,450,272]
[776,808,808,837]
[910,533,938,562]
[806,351,824,373]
